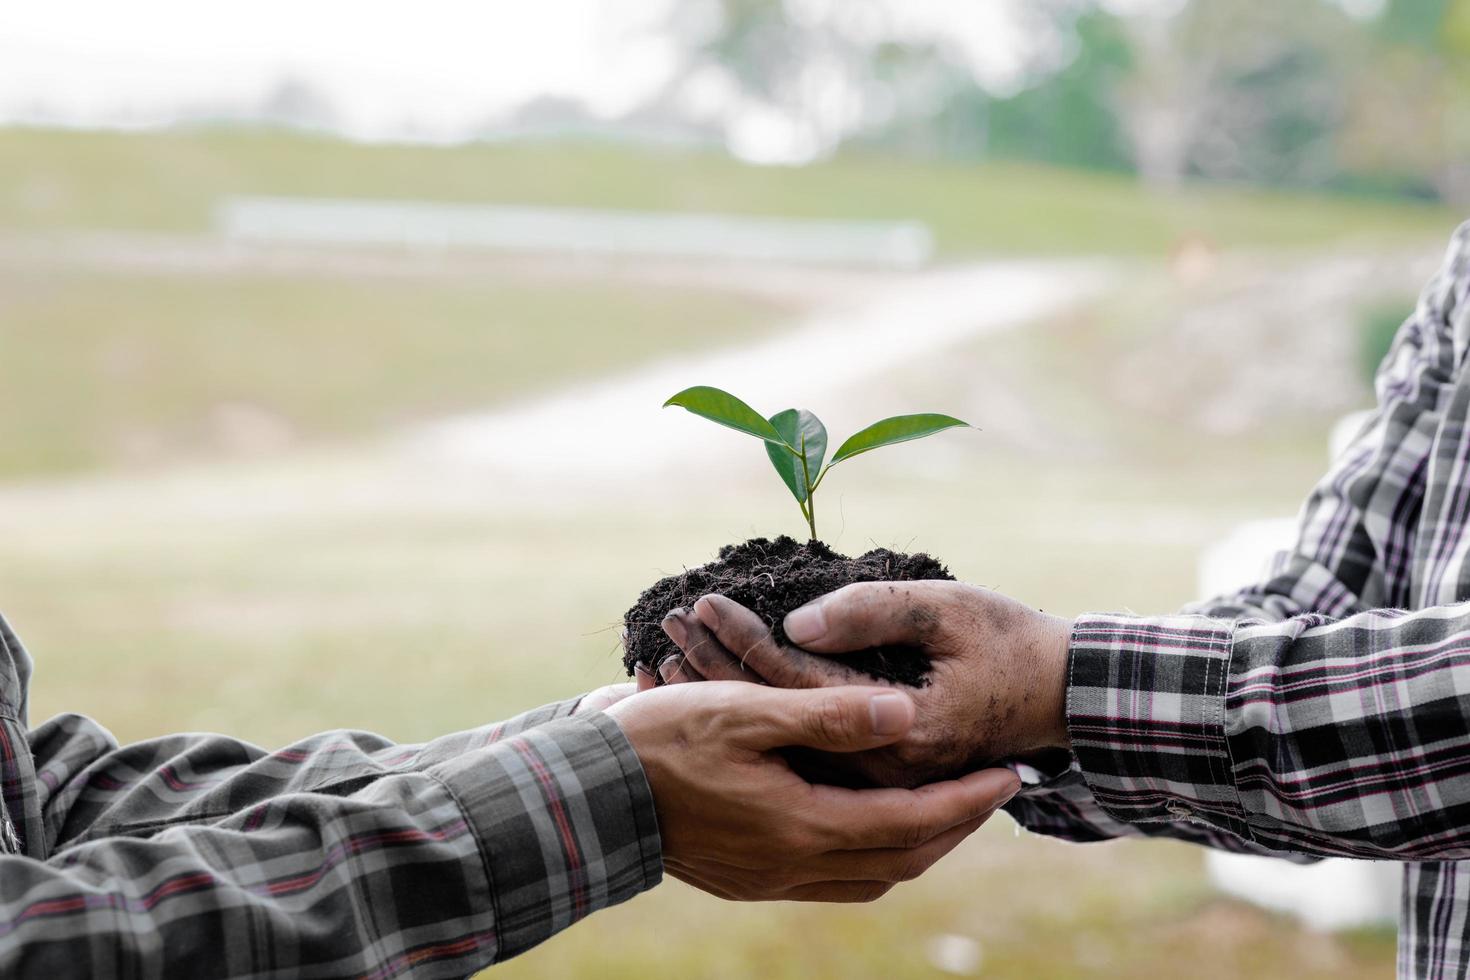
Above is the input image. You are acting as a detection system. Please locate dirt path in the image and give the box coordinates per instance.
[408,258,1115,478]
[0,255,1114,543]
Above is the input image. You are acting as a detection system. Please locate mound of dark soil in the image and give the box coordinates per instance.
[622,536,953,687]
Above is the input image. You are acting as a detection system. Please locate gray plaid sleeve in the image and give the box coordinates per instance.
[431,712,661,960]
[23,694,589,856]
[0,710,661,978]
[0,612,662,979]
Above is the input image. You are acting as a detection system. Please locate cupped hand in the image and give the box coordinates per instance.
[655,581,1072,787]
[572,660,662,715]
[604,680,1020,902]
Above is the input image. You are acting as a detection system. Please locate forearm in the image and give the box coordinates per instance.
[1063,605,1470,859]
[3,712,661,976]
[32,693,588,850]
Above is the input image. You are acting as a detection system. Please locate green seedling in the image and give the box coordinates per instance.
[664,385,970,540]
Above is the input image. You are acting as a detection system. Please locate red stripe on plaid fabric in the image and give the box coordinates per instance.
[356,928,496,980]
[511,739,589,920]
[258,819,471,898]
[0,815,475,934]
[157,765,218,793]
[0,870,220,936]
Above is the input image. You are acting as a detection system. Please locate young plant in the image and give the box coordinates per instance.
[664,385,970,541]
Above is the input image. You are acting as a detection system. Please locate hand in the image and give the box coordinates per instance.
[572,682,636,714]
[571,665,658,715]
[604,681,1020,902]
[656,582,1071,787]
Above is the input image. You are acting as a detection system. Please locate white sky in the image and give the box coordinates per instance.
[0,0,1031,145]
[0,0,683,139]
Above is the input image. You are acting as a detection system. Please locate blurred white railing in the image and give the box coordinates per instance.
[1199,408,1397,930]
[215,196,934,269]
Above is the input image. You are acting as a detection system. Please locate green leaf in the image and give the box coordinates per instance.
[765,409,827,503]
[829,413,970,465]
[663,386,788,445]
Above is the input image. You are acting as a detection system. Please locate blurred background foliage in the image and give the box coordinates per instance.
[664,0,1470,200]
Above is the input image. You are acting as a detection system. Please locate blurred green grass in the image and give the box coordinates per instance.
[0,126,1457,255]
[0,267,786,477]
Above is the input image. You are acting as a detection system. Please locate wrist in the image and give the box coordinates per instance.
[1028,613,1073,753]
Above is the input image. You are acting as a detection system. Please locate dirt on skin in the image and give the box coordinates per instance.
[622,535,954,687]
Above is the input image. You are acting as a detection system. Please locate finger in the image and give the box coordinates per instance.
[674,608,763,683]
[666,863,890,904]
[787,815,987,885]
[695,594,866,689]
[730,684,915,752]
[663,865,741,902]
[806,767,1021,851]
[779,880,893,904]
[657,653,703,685]
[634,664,656,692]
[574,682,637,714]
[782,581,943,653]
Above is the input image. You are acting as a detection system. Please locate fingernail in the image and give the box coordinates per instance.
[658,655,682,682]
[661,612,688,648]
[784,602,826,644]
[693,596,720,630]
[633,663,654,680]
[868,693,910,735]
[1000,777,1022,806]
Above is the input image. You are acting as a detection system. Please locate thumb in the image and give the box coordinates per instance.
[782,581,937,653]
[734,685,915,753]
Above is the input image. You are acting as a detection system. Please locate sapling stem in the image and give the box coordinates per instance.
[810,465,829,495]
[798,434,818,541]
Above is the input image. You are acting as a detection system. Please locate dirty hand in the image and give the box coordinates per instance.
[604,681,1020,902]
[657,582,1071,787]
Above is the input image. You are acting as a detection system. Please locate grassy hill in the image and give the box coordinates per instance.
[0,126,1459,255]
[0,124,1456,479]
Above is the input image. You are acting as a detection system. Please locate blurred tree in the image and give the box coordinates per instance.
[1111,0,1364,188]
[647,0,1466,204]
[1340,0,1470,203]
[657,0,1073,162]
[659,0,939,161]
[982,10,1135,172]
[1377,0,1453,44]
[1438,0,1470,203]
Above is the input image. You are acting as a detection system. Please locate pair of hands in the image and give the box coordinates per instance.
[656,581,1073,788]
[577,581,1071,903]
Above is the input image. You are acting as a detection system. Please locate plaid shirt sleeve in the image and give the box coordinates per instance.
[1009,222,1470,858]
[0,615,662,978]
